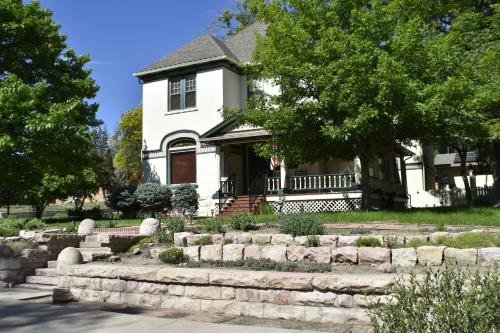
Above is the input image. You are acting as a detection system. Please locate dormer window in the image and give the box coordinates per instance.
[169,74,196,111]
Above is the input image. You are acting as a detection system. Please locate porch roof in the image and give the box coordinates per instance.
[200,116,270,144]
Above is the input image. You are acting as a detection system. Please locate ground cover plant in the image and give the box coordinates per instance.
[225,212,257,231]
[0,217,44,237]
[158,247,188,264]
[368,266,500,333]
[279,213,325,236]
[405,232,500,249]
[356,236,382,247]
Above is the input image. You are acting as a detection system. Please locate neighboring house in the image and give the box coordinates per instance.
[134,23,412,216]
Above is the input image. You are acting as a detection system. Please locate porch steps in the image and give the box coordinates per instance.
[219,195,265,216]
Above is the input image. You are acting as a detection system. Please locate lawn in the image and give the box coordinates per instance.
[254,207,500,227]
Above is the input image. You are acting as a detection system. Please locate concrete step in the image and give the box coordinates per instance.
[25,275,57,285]
[47,261,57,268]
[79,241,102,248]
[34,268,57,277]
[78,247,111,252]
[77,248,112,262]
[16,283,56,292]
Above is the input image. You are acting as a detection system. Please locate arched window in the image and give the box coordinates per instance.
[168,138,197,184]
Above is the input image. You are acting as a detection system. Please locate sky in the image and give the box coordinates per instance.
[34,0,233,134]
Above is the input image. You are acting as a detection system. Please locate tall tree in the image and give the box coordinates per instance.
[0,0,101,218]
[241,0,434,209]
[112,105,143,185]
[217,0,257,37]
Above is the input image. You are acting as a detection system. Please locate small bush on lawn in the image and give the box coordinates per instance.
[306,235,319,247]
[24,219,45,230]
[279,213,325,237]
[153,228,173,244]
[227,212,257,231]
[159,247,188,264]
[245,257,277,270]
[172,184,199,222]
[134,183,172,217]
[194,235,213,246]
[368,267,499,333]
[356,236,382,247]
[165,217,184,233]
[202,218,225,233]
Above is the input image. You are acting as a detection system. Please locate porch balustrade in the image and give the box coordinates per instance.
[266,173,357,193]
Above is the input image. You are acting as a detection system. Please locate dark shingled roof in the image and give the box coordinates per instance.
[135,22,266,77]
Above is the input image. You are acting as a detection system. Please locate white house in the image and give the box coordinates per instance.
[134,23,421,216]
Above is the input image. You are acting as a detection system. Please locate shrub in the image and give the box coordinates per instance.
[202,218,225,233]
[153,228,173,244]
[64,222,77,233]
[245,257,277,270]
[0,223,18,237]
[382,235,400,249]
[165,217,185,233]
[279,213,325,236]
[105,185,139,218]
[435,222,446,232]
[227,212,256,231]
[24,219,45,230]
[159,247,188,264]
[134,183,172,217]
[306,235,319,247]
[259,202,275,215]
[276,262,299,272]
[368,267,499,333]
[301,262,331,273]
[172,184,199,221]
[194,235,213,246]
[0,217,45,236]
[356,236,382,247]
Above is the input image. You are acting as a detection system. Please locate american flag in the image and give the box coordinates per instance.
[270,155,280,170]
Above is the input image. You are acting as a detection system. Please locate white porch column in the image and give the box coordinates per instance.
[354,157,362,184]
[279,161,287,194]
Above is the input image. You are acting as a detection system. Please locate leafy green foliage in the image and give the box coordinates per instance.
[306,235,319,247]
[279,213,324,236]
[217,0,256,37]
[165,217,185,233]
[172,184,199,219]
[407,232,500,249]
[159,247,188,264]
[105,184,139,218]
[356,237,382,247]
[0,217,44,236]
[201,218,226,233]
[134,183,172,217]
[226,212,257,231]
[153,228,173,245]
[259,202,275,215]
[369,267,500,333]
[194,235,213,246]
[23,219,45,230]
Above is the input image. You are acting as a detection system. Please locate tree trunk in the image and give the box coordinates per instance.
[359,154,373,210]
[457,149,473,207]
[32,201,47,219]
[488,140,500,206]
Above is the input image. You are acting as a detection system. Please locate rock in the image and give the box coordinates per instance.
[271,234,294,245]
[331,246,358,264]
[391,248,417,267]
[209,271,267,288]
[0,245,14,258]
[244,245,262,260]
[139,218,160,236]
[233,233,253,244]
[377,263,396,273]
[211,234,225,245]
[428,232,450,241]
[287,246,305,262]
[132,248,142,255]
[267,272,313,290]
[53,288,73,303]
[444,248,477,265]
[57,247,83,274]
[303,247,331,263]
[108,255,121,262]
[19,230,37,239]
[312,274,396,293]
[174,232,193,247]
[183,246,200,262]
[358,247,390,265]
[157,267,210,284]
[337,236,359,247]
[200,245,223,261]
[261,245,287,262]
[416,246,445,266]
[353,294,395,308]
[77,219,96,235]
[293,236,308,246]
[253,234,272,245]
[478,247,500,266]
[186,234,211,246]
[318,235,338,247]
[223,244,244,261]
[405,235,429,244]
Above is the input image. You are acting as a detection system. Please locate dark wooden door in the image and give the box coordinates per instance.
[171,151,196,184]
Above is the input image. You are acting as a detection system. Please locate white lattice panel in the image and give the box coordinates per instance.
[270,199,361,214]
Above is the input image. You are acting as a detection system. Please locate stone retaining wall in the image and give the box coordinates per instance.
[19,231,84,260]
[0,248,49,287]
[58,263,400,324]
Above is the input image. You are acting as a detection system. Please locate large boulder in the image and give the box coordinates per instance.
[358,247,390,265]
[77,219,96,235]
[478,247,500,266]
[139,218,160,236]
[57,247,83,274]
[331,246,358,264]
[391,248,417,267]
[444,248,477,265]
[416,246,445,266]
[261,245,287,262]
[303,247,331,263]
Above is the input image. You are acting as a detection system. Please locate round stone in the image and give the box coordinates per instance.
[77,219,96,235]
[57,247,83,268]
[139,218,160,236]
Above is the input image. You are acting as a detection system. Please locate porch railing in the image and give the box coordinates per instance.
[218,176,235,212]
[266,173,357,193]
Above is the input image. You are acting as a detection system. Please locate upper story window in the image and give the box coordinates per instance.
[169,74,196,111]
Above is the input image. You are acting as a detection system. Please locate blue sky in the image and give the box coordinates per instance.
[35,0,232,133]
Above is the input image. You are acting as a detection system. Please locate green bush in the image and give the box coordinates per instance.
[356,236,382,247]
[259,202,275,215]
[165,217,185,233]
[105,185,139,218]
[226,212,257,231]
[153,228,173,244]
[158,247,188,264]
[0,223,18,237]
[24,219,45,230]
[172,184,199,220]
[306,235,319,247]
[134,183,172,217]
[0,217,45,236]
[202,218,225,233]
[194,235,213,246]
[279,213,325,236]
[369,267,499,333]
[382,235,400,249]
[64,222,77,233]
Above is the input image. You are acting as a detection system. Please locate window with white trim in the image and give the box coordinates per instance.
[169,74,196,111]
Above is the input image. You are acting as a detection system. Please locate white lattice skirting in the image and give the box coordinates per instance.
[270,199,361,214]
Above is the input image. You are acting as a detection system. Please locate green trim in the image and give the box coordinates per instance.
[200,116,237,139]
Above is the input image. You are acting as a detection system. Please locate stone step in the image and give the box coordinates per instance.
[78,247,111,252]
[79,241,102,248]
[25,275,57,285]
[85,235,101,242]
[34,268,57,277]
[16,283,56,292]
[47,261,57,268]
[77,248,112,262]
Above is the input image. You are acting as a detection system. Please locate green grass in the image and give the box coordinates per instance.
[406,232,500,249]
[254,207,500,227]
